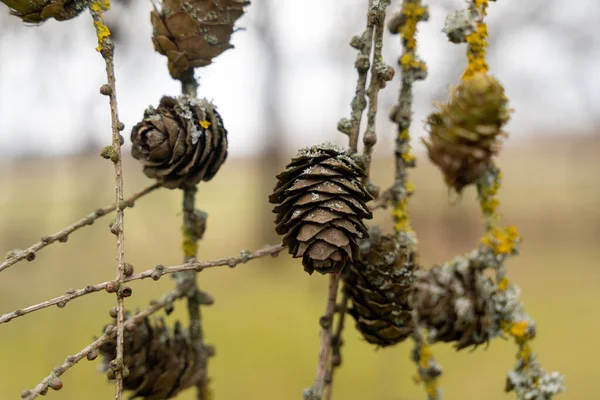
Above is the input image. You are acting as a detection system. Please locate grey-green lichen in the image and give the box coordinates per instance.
[442,9,477,44]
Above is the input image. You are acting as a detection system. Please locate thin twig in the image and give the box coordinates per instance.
[304,273,341,400]
[20,287,187,400]
[342,0,376,153]
[0,183,160,274]
[324,292,349,400]
[1,244,284,325]
[90,5,126,398]
[361,0,391,181]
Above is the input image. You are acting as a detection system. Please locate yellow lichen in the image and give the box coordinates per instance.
[481,225,520,255]
[181,227,197,258]
[392,199,411,233]
[401,151,416,164]
[415,341,440,399]
[462,2,489,80]
[199,120,211,129]
[399,3,427,51]
[509,320,529,339]
[405,181,416,195]
[497,277,509,291]
[90,0,111,51]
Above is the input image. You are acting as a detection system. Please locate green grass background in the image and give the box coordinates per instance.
[0,137,598,399]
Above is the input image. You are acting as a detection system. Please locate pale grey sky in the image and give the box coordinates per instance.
[0,0,598,158]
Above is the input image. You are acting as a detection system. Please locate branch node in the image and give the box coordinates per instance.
[100,84,112,96]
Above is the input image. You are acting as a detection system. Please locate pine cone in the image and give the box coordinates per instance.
[343,229,418,347]
[131,96,228,189]
[269,144,373,275]
[1,0,87,23]
[99,318,203,399]
[411,257,499,350]
[151,0,249,79]
[423,73,511,192]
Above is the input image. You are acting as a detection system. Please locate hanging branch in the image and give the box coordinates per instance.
[20,287,188,400]
[89,2,127,397]
[0,183,160,274]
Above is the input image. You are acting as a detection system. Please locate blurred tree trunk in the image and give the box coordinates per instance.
[255,0,286,244]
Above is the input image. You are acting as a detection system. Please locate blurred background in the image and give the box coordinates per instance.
[0,0,599,399]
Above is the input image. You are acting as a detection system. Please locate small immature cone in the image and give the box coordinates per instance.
[423,73,511,192]
[269,144,373,275]
[343,228,418,347]
[99,317,202,399]
[131,96,228,189]
[151,0,249,79]
[1,0,87,23]
[411,257,499,350]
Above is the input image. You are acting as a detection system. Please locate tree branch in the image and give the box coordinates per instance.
[90,5,127,398]
[1,244,284,325]
[340,0,375,154]
[20,287,188,400]
[0,183,160,274]
[304,273,340,400]
[178,70,212,400]
[361,0,391,181]
[324,292,349,400]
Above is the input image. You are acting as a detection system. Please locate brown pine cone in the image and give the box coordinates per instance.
[1,0,87,23]
[269,144,373,274]
[99,318,203,399]
[423,73,511,192]
[131,96,228,189]
[411,257,499,350]
[344,228,418,347]
[151,0,249,79]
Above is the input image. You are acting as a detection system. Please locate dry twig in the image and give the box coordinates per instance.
[304,273,341,400]
[1,244,284,324]
[90,5,127,397]
[324,292,349,400]
[20,288,187,400]
[0,183,160,274]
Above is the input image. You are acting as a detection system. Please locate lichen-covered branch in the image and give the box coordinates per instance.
[462,0,490,80]
[0,183,160,274]
[388,0,429,233]
[1,244,284,325]
[410,311,442,400]
[304,273,341,400]
[20,288,187,400]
